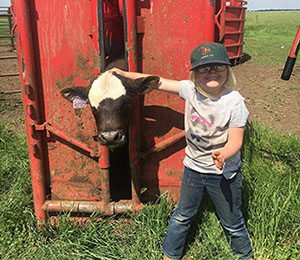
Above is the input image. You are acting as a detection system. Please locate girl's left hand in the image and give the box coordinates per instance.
[212,151,224,170]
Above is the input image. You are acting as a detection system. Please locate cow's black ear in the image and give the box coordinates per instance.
[132,76,160,95]
[60,86,91,103]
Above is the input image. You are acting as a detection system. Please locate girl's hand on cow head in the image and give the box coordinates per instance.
[109,67,125,76]
[212,150,224,170]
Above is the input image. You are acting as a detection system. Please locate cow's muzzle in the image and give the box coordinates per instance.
[98,130,125,147]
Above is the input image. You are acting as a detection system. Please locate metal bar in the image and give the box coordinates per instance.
[124,0,141,205]
[0,35,13,38]
[96,0,112,205]
[100,168,111,203]
[98,145,109,168]
[43,124,101,158]
[12,0,47,226]
[98,0,106,72]
[141,130,185,158]
[0,14,12,18]
[90,0,100,75]
[0,73,19,77]
[0,56,18,59]
[225,18,246,22]
[130,168,141,204]
[215,0,226,41]
[0,90,21,94]
[7,11,15,49]
[42,200,144,215]
[224,30,245,35]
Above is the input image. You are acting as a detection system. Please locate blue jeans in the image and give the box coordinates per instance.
[162,167,253,260]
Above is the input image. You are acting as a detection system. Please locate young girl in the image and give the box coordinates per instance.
[111,42,253,260]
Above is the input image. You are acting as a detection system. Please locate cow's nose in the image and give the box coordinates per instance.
[98,130,122,145]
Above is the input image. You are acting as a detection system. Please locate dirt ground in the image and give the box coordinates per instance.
[0,44,299,137]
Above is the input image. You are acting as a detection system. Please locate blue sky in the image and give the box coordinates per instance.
[1,0,299,11]
[247,0,299,10]
[0,0,10,7]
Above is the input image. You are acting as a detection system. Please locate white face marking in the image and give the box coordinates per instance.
[88,71,126,108]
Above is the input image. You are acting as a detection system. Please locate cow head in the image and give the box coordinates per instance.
[60,71,160,148]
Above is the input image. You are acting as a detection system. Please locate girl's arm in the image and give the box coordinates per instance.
[110,68,180,94]
[212,127,245,170]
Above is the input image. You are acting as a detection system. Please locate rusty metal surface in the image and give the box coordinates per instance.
[32,0,101,202]
[139,0,216,79]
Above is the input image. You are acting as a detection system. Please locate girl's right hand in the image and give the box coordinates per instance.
[109,67,125,76]
[109,68,180,94]
[212,151,224,170]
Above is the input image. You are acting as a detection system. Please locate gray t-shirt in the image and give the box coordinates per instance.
[179,80,249,179]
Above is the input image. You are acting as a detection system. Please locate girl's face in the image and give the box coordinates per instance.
[195,64,228,89]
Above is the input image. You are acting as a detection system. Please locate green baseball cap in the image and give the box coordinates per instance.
[190,42,231,70]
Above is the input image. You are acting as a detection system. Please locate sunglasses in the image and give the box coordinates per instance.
[197,64,227,73]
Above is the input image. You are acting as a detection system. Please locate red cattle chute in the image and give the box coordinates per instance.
[11,0,247,225]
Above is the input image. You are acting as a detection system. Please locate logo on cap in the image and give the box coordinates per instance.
[201,47,211,56]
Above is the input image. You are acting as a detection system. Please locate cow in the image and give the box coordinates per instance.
[60,70,160,148]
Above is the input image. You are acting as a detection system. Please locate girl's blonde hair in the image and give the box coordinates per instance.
[190,66,237,95]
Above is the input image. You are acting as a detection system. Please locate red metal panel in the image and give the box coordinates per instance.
[137,0,217,201]
[12,0,102,206]
[139,0,216,80]
[224,0,247,63]
[32,1,101,202]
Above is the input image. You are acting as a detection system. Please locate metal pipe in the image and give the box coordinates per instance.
[0,73,19,77]
[215,0,226,41]
[96,0,111,203]
[42,200,144,215]
[98,0,106,72]
[141,130,185,158]
[130,167,141,204]
[100,168,111,203]
[202,0,216,42]
[0,90,22,94]
[0,56,18,60]
[122,0,137,71]
[12,0,47,225]
[44,124,101,158]
[124,0,141,204]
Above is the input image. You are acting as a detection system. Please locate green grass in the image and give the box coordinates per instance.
[243,11,300,65]
[0,18,9,33]
[242,122,300,259]
[0,121,299,259]
[0,17,14,45]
